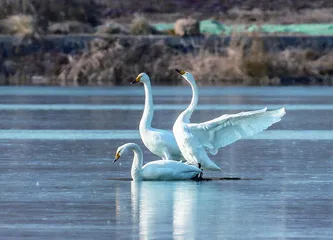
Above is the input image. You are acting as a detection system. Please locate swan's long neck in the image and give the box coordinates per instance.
[182,78,198,123]
[139,81,154,131]
[130,144,143,181]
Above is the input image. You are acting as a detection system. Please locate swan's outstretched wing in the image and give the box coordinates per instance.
[187,107,286,155]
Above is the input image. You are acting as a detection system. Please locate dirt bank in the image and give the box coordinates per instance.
[1,34,333,86]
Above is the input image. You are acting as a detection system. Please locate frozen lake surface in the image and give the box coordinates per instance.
[0,86,332,239]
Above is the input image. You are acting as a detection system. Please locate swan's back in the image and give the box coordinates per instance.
[141,160,201,181]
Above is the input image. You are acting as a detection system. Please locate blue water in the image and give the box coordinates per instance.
[0,86,333,239]
[0,130,331,140]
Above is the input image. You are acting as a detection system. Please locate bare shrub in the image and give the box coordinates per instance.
[179,33,272,85]
[2,34,333,86]
[0,0,102,31]
[1,51,68,85]
[58,38,179,85]
[174,17,200,37]
[0,14,35,36]
[176,33,333,85]
[129,15,161,35]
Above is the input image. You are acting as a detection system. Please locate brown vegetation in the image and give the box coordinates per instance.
[2,34,332,86]
[174,17,200,37]
[183,35,333,85]
[0,1,333,85]
[0,14,35,36]
[48,21,94,35]
[0,1,332,36]
[57,34,333,86]
[129,15,161,35]
[58,38,180,86]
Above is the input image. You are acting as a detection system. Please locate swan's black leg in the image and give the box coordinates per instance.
[191,163,204,181]
[198,163,201,176]
[197,163,203,180]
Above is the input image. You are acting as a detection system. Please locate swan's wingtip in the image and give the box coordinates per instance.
[278,107,286,117]
[269,107,286,118]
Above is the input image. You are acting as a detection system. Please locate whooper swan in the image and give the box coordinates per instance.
[131,73,185,162]
[113,143,202,181]
[172,69,286,171]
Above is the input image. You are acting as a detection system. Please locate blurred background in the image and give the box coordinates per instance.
[0,0,333,86]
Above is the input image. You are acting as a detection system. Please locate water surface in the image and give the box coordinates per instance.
[0,86,332,239]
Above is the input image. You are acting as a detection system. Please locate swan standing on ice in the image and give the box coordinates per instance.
[173,69,286,171]
[113,143,202,181]
[131,73,185,162]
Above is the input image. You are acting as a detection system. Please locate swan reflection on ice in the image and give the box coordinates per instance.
[130,181,200,239]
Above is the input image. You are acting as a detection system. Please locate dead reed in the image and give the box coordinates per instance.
[58,38,180,86]
[55,34,333,86]
[1,31,333,85]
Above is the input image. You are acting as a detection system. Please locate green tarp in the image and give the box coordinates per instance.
[154,20,333,35]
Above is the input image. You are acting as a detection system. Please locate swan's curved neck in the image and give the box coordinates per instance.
[182,79,198,122]
[140,81,154,130]
[130,144,143,181]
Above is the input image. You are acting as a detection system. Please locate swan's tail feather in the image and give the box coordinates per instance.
[201,161,222,171]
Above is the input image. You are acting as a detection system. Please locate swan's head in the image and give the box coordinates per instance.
[174,68,195,83]
[113,144,129,163]
[131,72,150,84]
[113,143,136,163]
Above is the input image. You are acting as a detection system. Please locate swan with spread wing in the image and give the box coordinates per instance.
[173,69,286,171]
[131,73,185,162]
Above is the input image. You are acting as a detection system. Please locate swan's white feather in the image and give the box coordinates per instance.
[141,160,202,180]
[135,73,186,162]
[188,107,286,155]
[115,143,201,181]
[141,128,184,160]
[172,70,286,172]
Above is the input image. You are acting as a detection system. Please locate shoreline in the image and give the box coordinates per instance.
[1,33,333,86]
[2,34,333,56]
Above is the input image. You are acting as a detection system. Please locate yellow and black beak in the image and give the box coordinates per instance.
[174,68,186,75]
[113,152,120,163]
[131,75,141,84]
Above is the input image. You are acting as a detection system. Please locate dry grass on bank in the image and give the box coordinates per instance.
[0,14,35,35]
[182,35,333,85]
[58,38,180,86]
[2,34,333,86]
[181,35,326,85]
[0,0,333,36]
[56,35,333,86]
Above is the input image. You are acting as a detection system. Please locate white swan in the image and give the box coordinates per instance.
[173,69,286,171]
[131,73,185,162]
[113,143,202,181]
